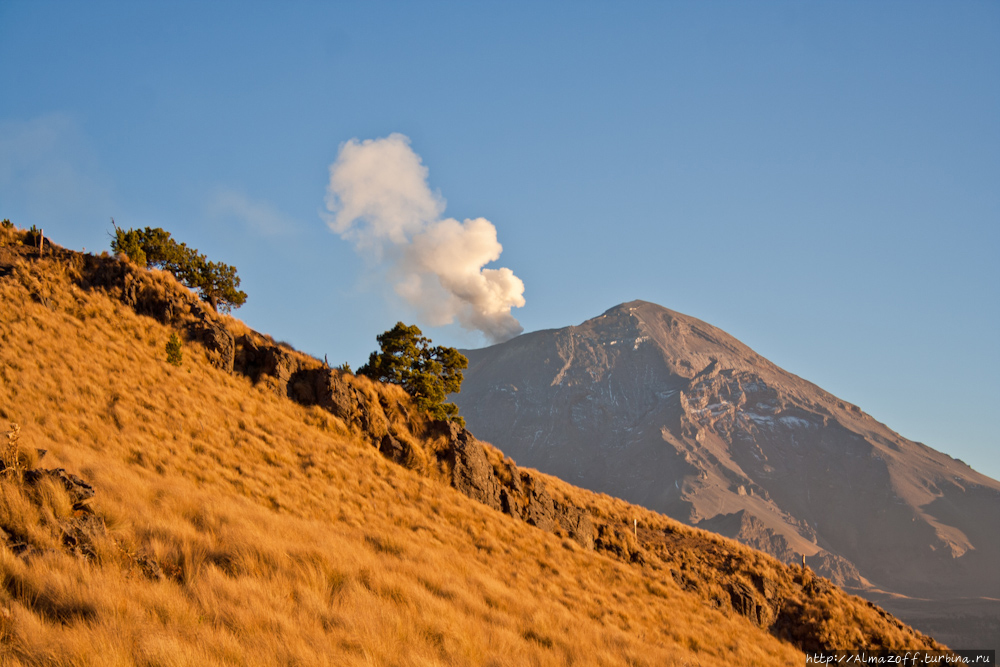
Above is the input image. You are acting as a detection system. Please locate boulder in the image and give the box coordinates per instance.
[235,337,301,395]
[287,368,391,445]
[261,346,298,391]
[521,472,557,532]
[378,433,409,465]
[726,579,774,627]
[189,319,235,372]
[121,271,189,325]
[438,423,502,512]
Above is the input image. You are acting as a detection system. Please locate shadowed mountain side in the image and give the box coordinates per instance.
[454,300,1000,648]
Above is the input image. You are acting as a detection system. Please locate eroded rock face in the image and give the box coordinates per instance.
[289,369,390,443]
[726,572,778,627]
[727,579,774,627]
[500,487,523,517]
[431,421,597,549]
[235,337,301,394]
[521,472,557,531]
[378,433,410,466]
[438,423,503,512]
[189,319,235,372]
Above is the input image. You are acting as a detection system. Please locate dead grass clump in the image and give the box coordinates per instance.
[2,424,32,482]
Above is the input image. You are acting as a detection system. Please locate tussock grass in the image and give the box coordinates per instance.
[0,232,924,665]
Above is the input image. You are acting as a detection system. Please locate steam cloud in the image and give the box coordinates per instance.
[324,133,525,343]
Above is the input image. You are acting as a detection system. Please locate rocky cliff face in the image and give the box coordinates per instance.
[454,300,1000,646]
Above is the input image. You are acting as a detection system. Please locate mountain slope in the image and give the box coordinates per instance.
[454,300,1000,647]
[0,228,944,663]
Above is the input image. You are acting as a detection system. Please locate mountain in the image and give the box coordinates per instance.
[454,300,1000,649]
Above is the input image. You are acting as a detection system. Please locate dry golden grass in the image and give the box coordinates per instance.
[0,229,934,665]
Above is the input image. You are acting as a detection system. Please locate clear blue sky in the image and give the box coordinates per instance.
[2,1,998,481]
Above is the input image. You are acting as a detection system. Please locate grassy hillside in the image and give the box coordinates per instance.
[0,225,941,665]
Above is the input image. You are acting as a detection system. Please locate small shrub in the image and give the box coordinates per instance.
[25,225,42,248]
[0,219,15,246]
[166,333,183,366]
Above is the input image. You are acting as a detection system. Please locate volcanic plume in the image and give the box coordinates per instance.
[324,133,525,343]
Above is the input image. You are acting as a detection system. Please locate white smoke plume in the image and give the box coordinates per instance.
[324,133,525,343]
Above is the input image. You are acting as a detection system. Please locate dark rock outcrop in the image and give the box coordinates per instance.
[500,487,523,517]
[78,255,200,327]
[431,421,596,548]
[378,433,410,465]
[289,368,390,443]
[438,423,503,512]
[520,472,557,531]
[235,337,300,393]
[60,513,107,559]
[24,468,95,511]
[189,319,235,372]
[726,578,776,627]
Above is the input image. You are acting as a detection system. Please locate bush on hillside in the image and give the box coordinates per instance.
[166,333,183,367]
[358,322,468,425]
[0,219,16,245]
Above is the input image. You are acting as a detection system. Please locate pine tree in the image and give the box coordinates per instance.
[109,223,247,313]
[166,333,183,366]
[358,323,468,425]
